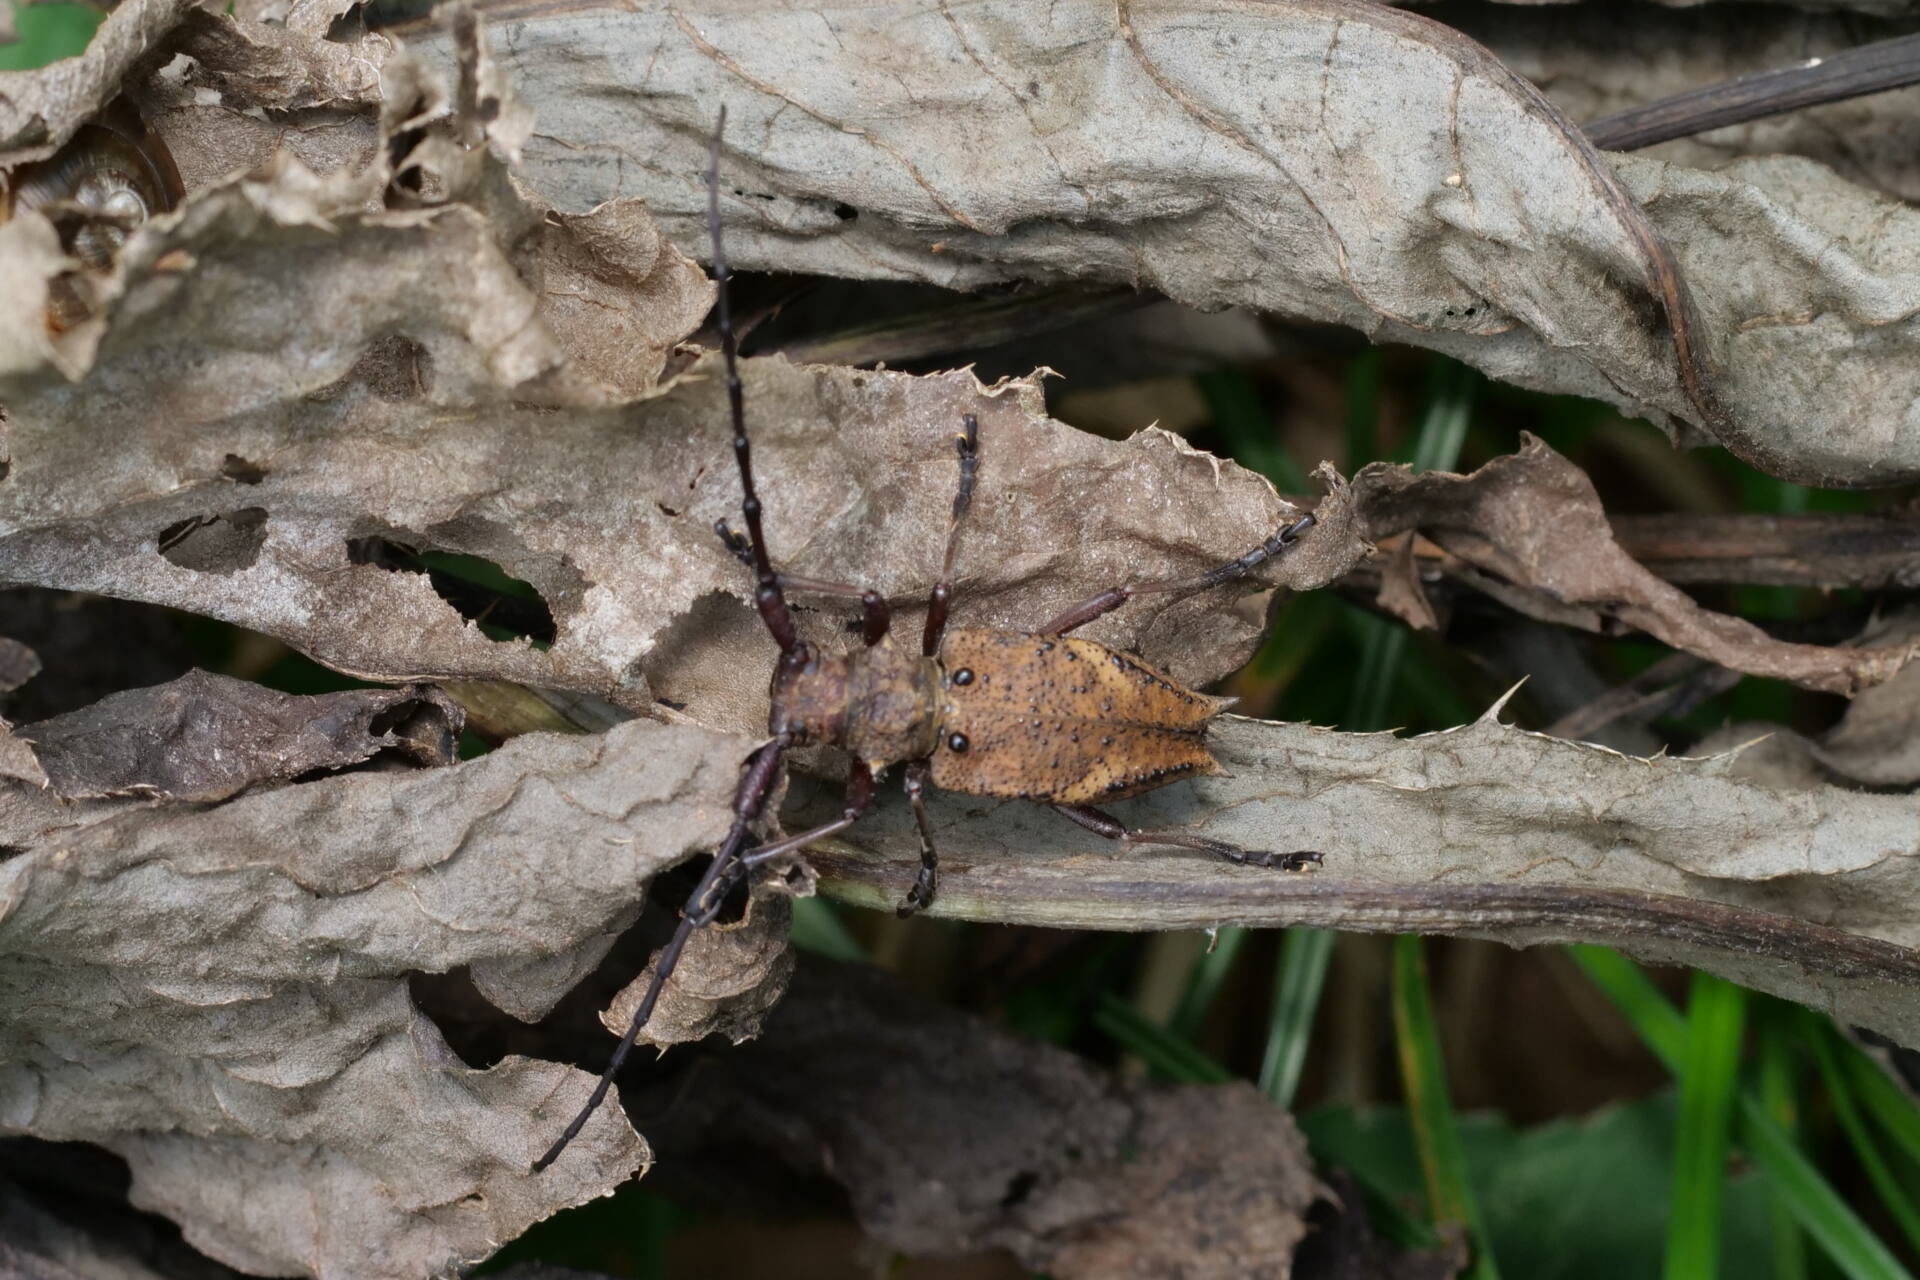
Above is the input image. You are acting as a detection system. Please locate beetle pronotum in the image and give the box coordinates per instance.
[533,110,1321,1172]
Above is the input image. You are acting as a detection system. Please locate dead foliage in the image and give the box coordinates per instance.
[0,1,1917,1275]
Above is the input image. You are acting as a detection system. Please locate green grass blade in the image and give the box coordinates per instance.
[788,897,866,962]
[1343,615,1408,733]
[1569,948,1913,1280]
[1392,934,1500,1279]
[1093,993,1234,1085]
[1169,926,1249,1040]
[1342,355,1476,735]
[1740,1100,1912,1280]
[1408,360,1476,474]
[1344,347,1382,470]
[1259,927,1336,1109]
[1196,369,1310,492]
[1806,1019,1920,1257]
[1665,973,1747,1280]
[1831,1030,1920,1172]
[1756,1011,1809,1280]
[1565,945,1686,1068]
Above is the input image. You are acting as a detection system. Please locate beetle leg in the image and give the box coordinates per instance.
[714,520,892,645]
[533,734,790,1173]
[922,413,980,656]
[1051,803,1323,871]
[1037,512,1317,637]
[899,760,939,915]
[691,760,878,923]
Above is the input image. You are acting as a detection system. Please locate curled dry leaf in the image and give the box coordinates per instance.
[1355,435,1920,696]
[10,670,461,802]
[0,20,1367,734]
[0,687,776,1278]
[0,640,38,695]
[1696,609,1920,790]
[0,1159,255,1280]
[801,709,1920,1055]
[0,588,197,722]
[639,962,1324,1277]
[401,0,1920,486]
[0,0,198,163]
[599,891,797,1049]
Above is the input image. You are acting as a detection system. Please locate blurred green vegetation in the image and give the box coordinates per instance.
[0,2,101,71]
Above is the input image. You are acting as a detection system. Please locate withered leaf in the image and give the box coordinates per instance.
[639,961,1324,1278]
[1456,4,1920,204]
[600,891,797,1051]
[799,710,1920,1055]
[0,704,777,1278]
[1696,610,1920,791]
[397,0,1920,486]
[0,29,1366,735]
[12,670,461,802]
[0,639,39,695]
[0,0,198,164]
[1355,436,1920,696]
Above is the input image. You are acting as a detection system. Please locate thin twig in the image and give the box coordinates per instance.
[1586,32,1920,152]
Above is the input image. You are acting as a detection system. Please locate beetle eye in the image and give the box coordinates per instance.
[946,732,970,752]
[951,668,975,686]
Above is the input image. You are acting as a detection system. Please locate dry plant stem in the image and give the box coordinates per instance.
[771,284,1149,368]
[1542,652,1739,742]
[1606,512,1920,591]
[1585,32,1920,152]
[1360,512,1920,592]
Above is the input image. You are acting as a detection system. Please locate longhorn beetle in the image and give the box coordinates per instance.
[532,110,1321,1172]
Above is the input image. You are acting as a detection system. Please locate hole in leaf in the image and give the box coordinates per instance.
[309,333,432,402]
[221,454,267,484]
[156,508,267,574]
[346,537,556,645]
[1000,1169,1039,1209]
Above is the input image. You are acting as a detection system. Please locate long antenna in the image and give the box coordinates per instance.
[532,738,788,1171]
[709,108,802,662]
[532,111,797,1173]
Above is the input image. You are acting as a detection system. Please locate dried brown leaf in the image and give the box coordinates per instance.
[12,670,461,801]
[0,27,1364,733]
[0,639,39,695]
[600,891,796,1048]
[0,589,195,722]
[397,0,1920,486]
[1452,5,1920,201]
[0,0,197,164]
[0,704,774,1277]
[641,962,1324,1277]
[161,7,391,115]
[1696,610,1920,789]
[798,708,1920,1052]
[1355,436,1920,695]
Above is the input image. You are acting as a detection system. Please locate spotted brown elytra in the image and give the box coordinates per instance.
[532,109,1322,1172]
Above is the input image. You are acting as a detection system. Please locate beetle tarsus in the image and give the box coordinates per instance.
[899,762,940,914]
[1051,803,1324,872]
[1038,510,1318,637]
[1222,847,1325,871]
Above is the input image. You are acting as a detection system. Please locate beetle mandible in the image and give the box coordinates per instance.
[533,110,1321,1172]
